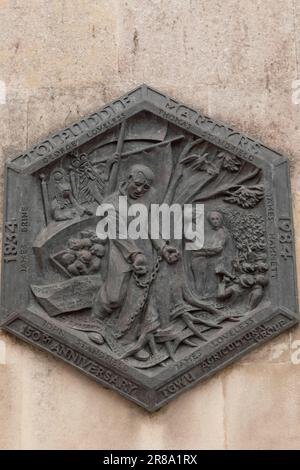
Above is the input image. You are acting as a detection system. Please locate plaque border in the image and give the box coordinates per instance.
[1,84,299,411]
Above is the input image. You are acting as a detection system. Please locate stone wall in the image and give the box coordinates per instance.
[1,0,300,449]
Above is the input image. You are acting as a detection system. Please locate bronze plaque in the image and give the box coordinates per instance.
[1,85,298,410]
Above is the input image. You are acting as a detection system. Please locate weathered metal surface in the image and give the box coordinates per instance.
[1,85,298,411]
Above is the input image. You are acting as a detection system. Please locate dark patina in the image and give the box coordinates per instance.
[1,85,298,410]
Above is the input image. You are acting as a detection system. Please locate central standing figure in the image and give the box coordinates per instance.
[93,163,179,360]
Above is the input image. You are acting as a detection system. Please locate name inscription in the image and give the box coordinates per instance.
[16,95,132,167]
[159,96,261,161]
[160,315,292,400]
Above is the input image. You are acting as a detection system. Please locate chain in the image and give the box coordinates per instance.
[115,255,163,337]
[133,255,162,288]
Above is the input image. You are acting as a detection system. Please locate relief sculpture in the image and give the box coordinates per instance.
[1,85,298,410]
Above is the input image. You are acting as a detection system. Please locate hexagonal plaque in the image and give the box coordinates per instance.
[1,85,298,411]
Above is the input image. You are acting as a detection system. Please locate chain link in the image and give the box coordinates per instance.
[133,255,162,288]
[117,255,163,336]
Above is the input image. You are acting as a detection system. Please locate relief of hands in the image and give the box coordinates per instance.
[132,253,148,275]
[162,245,180,264]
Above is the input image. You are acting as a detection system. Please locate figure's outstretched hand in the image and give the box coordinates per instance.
[132,253,148,275]
[162,245,180,264]
[110,153,120,165]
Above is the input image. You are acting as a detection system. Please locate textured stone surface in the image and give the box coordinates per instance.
[223,363,300,449]
[0,0,300,449]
